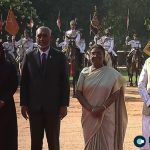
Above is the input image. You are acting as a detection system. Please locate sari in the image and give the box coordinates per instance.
[76,66,128,150]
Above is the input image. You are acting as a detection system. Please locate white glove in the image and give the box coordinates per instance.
[56,38,60,42]
[126,36,130,41]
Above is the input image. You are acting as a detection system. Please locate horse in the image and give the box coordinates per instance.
[63,36,83,97]
[126,48,143,86]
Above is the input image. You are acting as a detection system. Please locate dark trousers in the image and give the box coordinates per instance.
[0,104,18,150]
[29,108,60,150]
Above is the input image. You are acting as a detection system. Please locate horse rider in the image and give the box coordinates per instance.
[16,29,34,54]
[94,28,117,67]
[56,36,66,50]
[2,35,16,59]
[63,20,82,53]
[125,33,142,61]
[94,28,117,56]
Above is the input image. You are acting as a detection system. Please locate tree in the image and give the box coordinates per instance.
[0,0,42,41]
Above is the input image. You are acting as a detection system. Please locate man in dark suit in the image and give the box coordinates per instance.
[20,26,70,150]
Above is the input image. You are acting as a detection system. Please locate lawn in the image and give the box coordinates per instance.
[118,67,140,83]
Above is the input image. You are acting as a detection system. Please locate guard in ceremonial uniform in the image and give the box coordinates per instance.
[3,36,16,59]
[64,20,82,52]
[126,33,141,58]
[15,30,34,72]
[94,28,117,57]
[16,30,33,53]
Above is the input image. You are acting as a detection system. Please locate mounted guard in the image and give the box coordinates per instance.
[2,35,17,68]
[3,35,16,60]
[125,33,142,63]
[59,19,84,97]
[94,28,117,68]
[15,29,34,71]
[90,6,116,68]
[125,33,143,86]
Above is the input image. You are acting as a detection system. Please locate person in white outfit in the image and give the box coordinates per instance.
[64,20,81,52]
[126,33,142,58]
[3,36,16,59]
[56,37,66,51]
[94,28,117,57]
[138,57,150,150]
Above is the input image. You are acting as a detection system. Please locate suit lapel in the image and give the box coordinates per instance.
[33,48,41,67]
[32,48,44,77]
[44,48,54,72]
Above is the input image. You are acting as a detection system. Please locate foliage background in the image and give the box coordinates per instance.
[1,0,150,50]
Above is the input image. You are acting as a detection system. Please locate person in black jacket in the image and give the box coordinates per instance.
[20,26,70,150]
[0,42,18,150]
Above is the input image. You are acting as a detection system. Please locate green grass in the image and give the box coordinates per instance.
[69,68,140,83]
[119,69,128,81]
[118,68,139,83]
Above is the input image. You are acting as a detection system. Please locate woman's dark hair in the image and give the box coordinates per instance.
[90,44,107,65]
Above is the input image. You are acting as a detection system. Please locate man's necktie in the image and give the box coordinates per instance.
[41,53,47,69]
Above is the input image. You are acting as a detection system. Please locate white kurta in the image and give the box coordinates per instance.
[138,60,150,150]
[16,38,34,53]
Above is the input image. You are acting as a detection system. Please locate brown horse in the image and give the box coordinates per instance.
[126,48,143,86]
[63,37,83,97]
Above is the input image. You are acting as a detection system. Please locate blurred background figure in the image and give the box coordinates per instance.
[15,29,34,72]
[94,28,117,68]
[3,35,16,60]
[16,29,34,53]
[94,28,117,57]
[126,33,142,59]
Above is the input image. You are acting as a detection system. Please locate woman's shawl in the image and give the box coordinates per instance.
[77,66,128,150]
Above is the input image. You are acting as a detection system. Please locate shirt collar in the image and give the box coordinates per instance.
[39,47,50,56]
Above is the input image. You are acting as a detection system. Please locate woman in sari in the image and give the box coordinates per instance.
[76,45,128,150]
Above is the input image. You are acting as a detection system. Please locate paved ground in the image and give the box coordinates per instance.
[15,86,142,150]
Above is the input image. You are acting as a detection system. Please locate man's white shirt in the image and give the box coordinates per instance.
[3,42,15,58]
